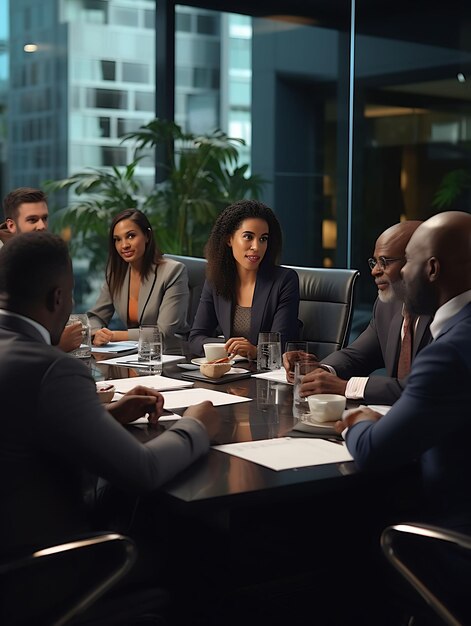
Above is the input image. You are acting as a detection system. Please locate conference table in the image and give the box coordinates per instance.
[91,353,418,524]
[90,352,421,624]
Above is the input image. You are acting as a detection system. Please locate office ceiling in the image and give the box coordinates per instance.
[181,0,471,51]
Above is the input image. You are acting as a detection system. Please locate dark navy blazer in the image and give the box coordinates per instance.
[188,264,301,357]
[346,302,471,530]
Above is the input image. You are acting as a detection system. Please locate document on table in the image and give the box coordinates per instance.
[213,437,353,471]
[92,341,138,354]
[99,353,185,367]
[111,375,194,397]
[131,390,251,423]
[252,368,290,384]
[160,387,253,410]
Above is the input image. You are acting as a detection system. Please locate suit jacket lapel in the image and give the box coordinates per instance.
[249,270,273,345]
[138,265,157,324]
[219,296,232,339]
[436,302,471,341]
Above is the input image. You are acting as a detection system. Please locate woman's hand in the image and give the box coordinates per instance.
[225,337,257,360]
[106,385,165,425]
[93,328,114,346]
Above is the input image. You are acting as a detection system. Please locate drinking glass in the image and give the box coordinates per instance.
[138,325,163,374]
[67,314,91,358]
[293,360,319,420]
[256,332,281,371]
[284,341,318,383]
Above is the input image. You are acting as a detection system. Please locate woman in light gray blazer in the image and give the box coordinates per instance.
[88,209,189,354]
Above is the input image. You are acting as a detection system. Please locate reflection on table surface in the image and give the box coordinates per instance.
[87,353,360,508]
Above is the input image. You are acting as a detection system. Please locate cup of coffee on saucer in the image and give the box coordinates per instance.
[306,394,346,423]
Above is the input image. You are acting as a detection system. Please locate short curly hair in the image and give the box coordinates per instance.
[205,199,282,300]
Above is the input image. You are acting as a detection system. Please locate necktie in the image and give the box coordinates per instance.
[397,312,414,379]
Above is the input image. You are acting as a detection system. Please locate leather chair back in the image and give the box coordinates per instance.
[283,265,360,360]
[165,254,207,329]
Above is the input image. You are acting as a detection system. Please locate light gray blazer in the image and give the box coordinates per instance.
[88,258,190,354]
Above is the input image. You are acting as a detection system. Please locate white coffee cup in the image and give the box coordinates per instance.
[203,343,228,362]
[307,394,346,423]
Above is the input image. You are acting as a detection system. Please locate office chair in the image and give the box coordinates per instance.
[283,265,360,360]
[381,523,471,626]
[164,254,207,330]
[0,531,166,626]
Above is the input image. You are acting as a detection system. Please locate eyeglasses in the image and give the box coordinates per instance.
[367,256,404,270]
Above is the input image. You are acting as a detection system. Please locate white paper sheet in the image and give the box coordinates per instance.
[213,437,353,471]
[252,368,290,384]
[160,387,252,410]
[99,354,185,367]
[111,375,194,397]
[92,341,138,354]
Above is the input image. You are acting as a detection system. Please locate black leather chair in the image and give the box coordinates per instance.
[164,254,207,330]
[381,522,471,626]
[0,532,167,626]
[283,265,360,360]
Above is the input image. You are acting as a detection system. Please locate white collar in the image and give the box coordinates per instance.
[0,308,51,344]
[429,290,471,339]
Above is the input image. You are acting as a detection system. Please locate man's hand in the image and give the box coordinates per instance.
[93,328,114,346]
[183,401,220,439]
[282,350,319,383]
[299,369,347,397]
[59,322,82,353]
[225,337,257,360]
[334,407,382,434]
[107,385,164,425]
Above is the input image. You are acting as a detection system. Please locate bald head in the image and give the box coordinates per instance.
[402,211,471,315]
[372,220,422,303]
[375,221,423,254]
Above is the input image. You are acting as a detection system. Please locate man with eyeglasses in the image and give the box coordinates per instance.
[288,220,432,405]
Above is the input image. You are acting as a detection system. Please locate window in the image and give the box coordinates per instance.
[122,62,148,84]
[176,13,192,33]
[197,14,219,36]
[111,7,138,27]
[102,146,127,166]
[117,117,148,137]
[100,60,116,81]
[86,88,128,109]
[135,91,154,112]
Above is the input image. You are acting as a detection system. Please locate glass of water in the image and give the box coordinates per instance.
[256,331,281,371]
[67,314,91,358]
[138,325,163,374]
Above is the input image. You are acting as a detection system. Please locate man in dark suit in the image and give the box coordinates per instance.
[0,232,219,558]
[339,211,471,531]
[289,220,432,405]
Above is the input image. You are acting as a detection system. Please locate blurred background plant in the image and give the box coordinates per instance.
[432,168,471,210]
[45,118,265,272]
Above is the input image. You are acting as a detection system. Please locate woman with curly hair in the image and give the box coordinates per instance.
[188,199,301,358]
[88,209,189,354]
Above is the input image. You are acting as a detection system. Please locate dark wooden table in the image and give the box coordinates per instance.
[91,353,421,626]
[92,355,412,517]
